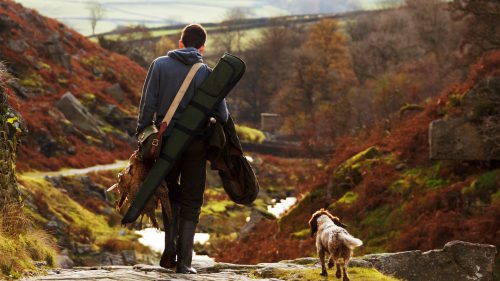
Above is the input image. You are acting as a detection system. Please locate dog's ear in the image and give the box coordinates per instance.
[309,214,318,237]
[332,217,348,228]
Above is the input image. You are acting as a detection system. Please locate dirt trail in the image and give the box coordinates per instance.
[21,161,128,179]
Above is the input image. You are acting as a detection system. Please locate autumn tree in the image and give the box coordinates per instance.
[405,0,462,65]
[346,9,421,84]
[155,36,177,57]
[449,0,500,59]
[346,1,464,124]
[273,19,357,145]
[229,26,303,124]
[86,1,105,36]
[213,8,253,55]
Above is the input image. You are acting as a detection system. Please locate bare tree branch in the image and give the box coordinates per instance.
[86,1,105,35]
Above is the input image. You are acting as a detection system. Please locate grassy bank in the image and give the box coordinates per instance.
[0,204,56,279]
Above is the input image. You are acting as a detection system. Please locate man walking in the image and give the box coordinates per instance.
[136,24,228,274]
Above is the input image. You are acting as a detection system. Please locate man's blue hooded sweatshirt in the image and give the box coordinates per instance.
[136,47,229,136]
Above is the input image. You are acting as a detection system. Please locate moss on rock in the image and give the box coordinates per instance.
[251,267,400,281]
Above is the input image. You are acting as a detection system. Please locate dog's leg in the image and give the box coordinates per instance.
[328,255,334,269]
[319,248,327,276]
[342,261,350,281]
[336,262,342,279]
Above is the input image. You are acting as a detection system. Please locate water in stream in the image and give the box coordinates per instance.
[136,197,297,255]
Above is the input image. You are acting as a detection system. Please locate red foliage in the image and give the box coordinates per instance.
[213,220,315,264]
[0,0,146,172]
[214,50,500,263]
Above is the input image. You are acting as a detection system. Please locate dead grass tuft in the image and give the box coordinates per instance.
[0,203,56,278]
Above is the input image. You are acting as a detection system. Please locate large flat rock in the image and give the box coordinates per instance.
[429,117,500,160]
[55,92,104,138]
[361,241,497,281]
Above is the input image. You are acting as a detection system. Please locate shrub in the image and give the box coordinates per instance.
[462,170,499,202]
[235,125,265,143]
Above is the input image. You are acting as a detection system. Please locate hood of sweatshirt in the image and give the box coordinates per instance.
[167,47,203,65]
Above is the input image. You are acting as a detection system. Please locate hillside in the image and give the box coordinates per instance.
[0,0,144,172]
[0,0,498,279]
[213,51,500,266]
[0,1,152,277]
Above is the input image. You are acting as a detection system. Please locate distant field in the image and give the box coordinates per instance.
[15,0,382,36]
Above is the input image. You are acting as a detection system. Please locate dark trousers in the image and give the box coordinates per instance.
[165,138,207,222]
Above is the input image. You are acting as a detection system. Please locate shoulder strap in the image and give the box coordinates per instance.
[161,62,203,126]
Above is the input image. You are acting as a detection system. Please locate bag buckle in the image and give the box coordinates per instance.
[152,139,159,146]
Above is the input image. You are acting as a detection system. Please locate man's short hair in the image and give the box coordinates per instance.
[181,24,207,49]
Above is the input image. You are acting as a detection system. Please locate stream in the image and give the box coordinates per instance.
[135,197,298,256]
[21,160,298,259]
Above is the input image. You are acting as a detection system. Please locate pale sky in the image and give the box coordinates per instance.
[15,0,380,35]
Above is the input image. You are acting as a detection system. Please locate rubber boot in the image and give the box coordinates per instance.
[175,219,198,274]
[160,202,180,268]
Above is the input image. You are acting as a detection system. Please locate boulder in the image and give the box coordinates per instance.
[56,254,74,269]
[100,252,125,266]
[429,117,492,160]
[429,77,500,160]
[55,92,105,139]
[32,129,59,157]
[121,250,137,266]
[105,83,126,103]
[0,13,18,32]
[75,243,92,255]
[102,105,136,136]
[461,77,500,121]
[80,175,106,200]
[8,80,30,99]
[239,209,264,238]
[41,33,72,71]
[7,39,28,53]
[360,241,497,281]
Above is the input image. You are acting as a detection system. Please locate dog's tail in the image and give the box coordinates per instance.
[341,233,363,249]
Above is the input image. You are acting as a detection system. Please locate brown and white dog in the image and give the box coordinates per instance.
[309,208,363,280]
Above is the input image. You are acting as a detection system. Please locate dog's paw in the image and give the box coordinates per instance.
[336,269,342,278]
[328,259,334,269]
[320,270,328,277]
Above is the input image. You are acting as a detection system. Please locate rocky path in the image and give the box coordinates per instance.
[23,241,497,281]
[24,258,313,281]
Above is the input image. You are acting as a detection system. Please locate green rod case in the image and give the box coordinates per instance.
[122,53,246,224]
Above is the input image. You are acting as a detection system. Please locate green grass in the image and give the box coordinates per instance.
[199,186,252,234]
[291,228,310,240]
[389,162,450,198]
[337,191,358,204]
[251,267,400,281]
[19,176,139,249]
[462,169,499,203]
[0,207,56,279]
